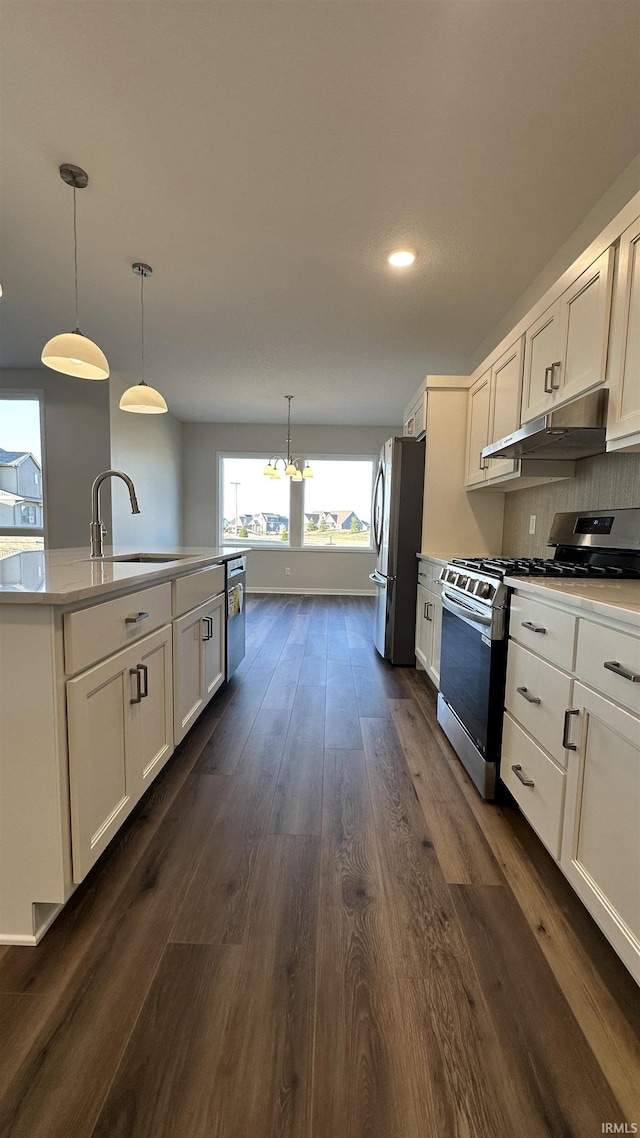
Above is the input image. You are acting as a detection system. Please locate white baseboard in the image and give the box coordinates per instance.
[246,587,375,596]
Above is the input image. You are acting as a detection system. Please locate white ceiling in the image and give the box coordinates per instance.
[0,1,638,425]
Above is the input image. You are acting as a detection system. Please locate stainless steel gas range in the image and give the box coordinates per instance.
[436,508,640,799]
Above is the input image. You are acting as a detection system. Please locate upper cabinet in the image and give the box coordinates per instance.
[606,215,640,452]
[403,388,427,439]
[521,247,614,423]
[465,339,522,487]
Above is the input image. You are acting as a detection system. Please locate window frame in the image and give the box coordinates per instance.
[0,390,47,547]
[218,451,377,553]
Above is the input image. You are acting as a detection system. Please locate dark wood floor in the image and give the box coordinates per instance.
[0,594,639,1137]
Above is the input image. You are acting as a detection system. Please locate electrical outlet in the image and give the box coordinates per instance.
[285,567,291,576]
[529,514,537,535]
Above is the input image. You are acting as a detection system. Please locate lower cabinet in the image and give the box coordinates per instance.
[415,581,442,688]
[66,624,173,882]
[501,590,640,985]
[560,682,640,983]
[173,592,225,744]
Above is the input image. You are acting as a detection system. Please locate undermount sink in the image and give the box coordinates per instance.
[88,553,196,564]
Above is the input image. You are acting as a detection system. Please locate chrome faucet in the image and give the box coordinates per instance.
[90,470,140,558]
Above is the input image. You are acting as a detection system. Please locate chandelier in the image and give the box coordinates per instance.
[263,396,313,481]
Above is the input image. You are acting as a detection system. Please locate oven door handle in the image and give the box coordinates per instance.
[441,590,492,628]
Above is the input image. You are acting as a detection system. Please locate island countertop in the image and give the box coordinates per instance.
[0,546,250,605]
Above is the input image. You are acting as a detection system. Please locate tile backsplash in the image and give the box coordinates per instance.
[502,452,640,556]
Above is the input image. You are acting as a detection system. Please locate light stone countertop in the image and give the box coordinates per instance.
[505,575,640,629]
[0,546,250,605]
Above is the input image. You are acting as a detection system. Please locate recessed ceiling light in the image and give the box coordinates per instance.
[388,249,416,268]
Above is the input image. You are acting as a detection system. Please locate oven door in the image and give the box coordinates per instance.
[439,594,496,758]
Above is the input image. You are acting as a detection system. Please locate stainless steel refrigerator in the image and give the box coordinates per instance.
[369,437,425,665]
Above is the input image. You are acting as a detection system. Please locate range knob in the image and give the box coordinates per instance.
[457,575,469,589]
[477,581,493,598]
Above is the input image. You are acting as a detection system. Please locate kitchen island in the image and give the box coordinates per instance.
[0,546,249,945]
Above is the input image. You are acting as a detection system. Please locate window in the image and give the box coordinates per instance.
[303,459,374,549]
[220,456,290,545]
[0,394,45,559]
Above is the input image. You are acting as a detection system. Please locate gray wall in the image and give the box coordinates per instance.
[468,155,640,373]
[0,367,112,548]
[502,451,640,557]
[182,422,398,592]
[109,373,183,550]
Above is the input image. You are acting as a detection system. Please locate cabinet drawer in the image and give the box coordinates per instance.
[64,583,172,675]
[509,593,576,670]
[576,619,640,715]
[172,564,225,617]
[417,560,443,591]
[501,713,566,859]
[505,642,573,767]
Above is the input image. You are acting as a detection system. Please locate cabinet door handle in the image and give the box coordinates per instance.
[479,450,489,471]
[521,620,546,634]
[129,667,142,704]
[125,611,149,625]
[551,361,562,390]
[202,615,213,641]
[544,365,554,393]
[604,660,640,683]
[137,663,149,699]
[517,685,541,705]
[424,601,432,621]
[562,707,579,750]
[511,764,534,787]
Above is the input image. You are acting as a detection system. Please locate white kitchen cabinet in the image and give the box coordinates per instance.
[173,591,225,744]
[415,564,442,688]
[465,370,491,486]
[67,624,173,882]
[501,584,640,984]
[521,248,614,422]
[606,215,640,452]
[403,389,426,439]
[560,682,640,985]
[484,337,522,481]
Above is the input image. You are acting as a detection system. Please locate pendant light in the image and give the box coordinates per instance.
[263,396,313,480]
[41,164,109,380]
[119,263,168,414]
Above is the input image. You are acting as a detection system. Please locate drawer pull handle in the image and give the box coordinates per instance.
[125,611,149,625]
[202,615,213,641]
[511,764,534,787]
[129,667,142,704]
[517,686,541,705]
[138,663,149,699]
[604,660,640,683]
[562,707,579,750]
[521,621,546,634]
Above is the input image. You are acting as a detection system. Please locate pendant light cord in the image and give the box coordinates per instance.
[140,271,146,386]
[73,184,79,333]
[286,395,292,462]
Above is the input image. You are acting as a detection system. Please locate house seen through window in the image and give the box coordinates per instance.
[0,395,45,559]
[220,454,374,550]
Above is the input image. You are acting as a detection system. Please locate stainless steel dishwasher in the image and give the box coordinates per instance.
[225,555,246,679]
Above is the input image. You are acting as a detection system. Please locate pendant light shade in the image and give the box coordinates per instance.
[120,263,168,415]
[41,331,109,380]
[41,164,109,380]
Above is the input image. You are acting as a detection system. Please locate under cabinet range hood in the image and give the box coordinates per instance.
[482,390,607,462]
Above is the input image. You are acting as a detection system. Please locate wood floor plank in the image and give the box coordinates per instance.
[0,771,230,1138]
[171,716,288,944]
[90,943,242,1138]
[261,643,304,709]
[390,698,505,885]
[269,684,325,834]
[361,716,535,1138]
[324,662,363,749]
[313,749,454,1138]
[194,664,277,776]
[209,834,319,1138]
[451,883,626,1131]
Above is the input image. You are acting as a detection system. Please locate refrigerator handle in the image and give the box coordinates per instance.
[372,462,385,553]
